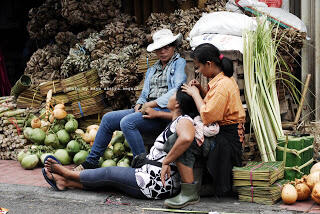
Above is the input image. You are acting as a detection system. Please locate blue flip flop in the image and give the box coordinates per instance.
[42,168,61,191]
[43,155,61,166]
[42,155,65,191]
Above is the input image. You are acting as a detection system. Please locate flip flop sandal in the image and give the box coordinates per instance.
[42,168,66,191]
[43,155,61,173]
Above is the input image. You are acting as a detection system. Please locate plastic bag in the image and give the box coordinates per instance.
[189,11,257,38]
[189,34,243,53]
[243,6,307,32]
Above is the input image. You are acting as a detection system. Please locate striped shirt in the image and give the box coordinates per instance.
[148,53,178,100]
[200,72,245,126]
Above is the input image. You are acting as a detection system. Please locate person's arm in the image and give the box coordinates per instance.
[136,68,152,106]
[161,118,195,185]
[182,84,227,125]
[188,79,207,98]
[155,58,187,108]
[181,84,205,113]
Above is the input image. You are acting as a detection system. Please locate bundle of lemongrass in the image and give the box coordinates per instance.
[243,19,284,162]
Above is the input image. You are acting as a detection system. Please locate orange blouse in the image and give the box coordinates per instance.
[200,72,245,126]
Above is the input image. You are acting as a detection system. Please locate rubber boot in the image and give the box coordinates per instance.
[164,182,200,208]
[193,162,203,192]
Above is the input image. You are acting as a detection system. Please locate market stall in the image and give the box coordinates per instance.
[0,0,317,209]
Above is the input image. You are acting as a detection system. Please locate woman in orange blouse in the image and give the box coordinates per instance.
[182,43,245,196]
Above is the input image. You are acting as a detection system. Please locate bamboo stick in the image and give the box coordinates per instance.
[2,109,26,117]
[2,120,25,125]
[294,74,311,124]
[0,96,14,104]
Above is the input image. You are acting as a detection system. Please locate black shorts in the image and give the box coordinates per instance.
[163,133,215,168]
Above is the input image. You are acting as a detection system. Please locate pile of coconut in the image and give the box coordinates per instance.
[281,163,320,204]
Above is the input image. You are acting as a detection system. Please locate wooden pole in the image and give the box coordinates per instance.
[294,74,311,124]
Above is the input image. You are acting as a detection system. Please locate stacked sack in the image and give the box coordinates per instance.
[188,11,257,53]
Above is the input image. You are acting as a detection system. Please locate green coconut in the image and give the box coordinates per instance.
[66,140,80,155]
[52,124,65,133]
[65,114,75,121]
[73,150,89,165]
[23,127,33,140]
[65,119,78,133]
[101,159,117,168]
[117,161,130,167]
[103,148,113,160]
[18,150,31,163]
[98,157,104,167]
[54,149,72,165]
[44,133,60,149]
[113,142,125,157]
[56,129,70,145]
[29,128,46,145]
[40,153,55,165]
[21,154,39,170]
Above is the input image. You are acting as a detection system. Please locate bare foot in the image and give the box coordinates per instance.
[44,158,71,177]
[44,168,67,191]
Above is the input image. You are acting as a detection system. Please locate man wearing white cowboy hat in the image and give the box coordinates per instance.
[74,28,187,171]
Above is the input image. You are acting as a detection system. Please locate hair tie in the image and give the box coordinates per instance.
[219,54,224,60]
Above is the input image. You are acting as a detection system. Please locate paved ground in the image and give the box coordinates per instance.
[0,160,319,214]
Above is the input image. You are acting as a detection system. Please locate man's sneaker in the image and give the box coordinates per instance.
[73,164,85,171]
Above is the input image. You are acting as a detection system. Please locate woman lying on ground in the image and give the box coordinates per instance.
[42,86,201,200]
[180,43,246,197]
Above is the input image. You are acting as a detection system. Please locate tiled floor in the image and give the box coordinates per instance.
[0,160,74,187]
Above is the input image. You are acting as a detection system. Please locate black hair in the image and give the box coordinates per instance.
[176,85,199,118]
[190,43,234,77]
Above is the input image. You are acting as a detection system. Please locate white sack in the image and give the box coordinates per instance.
[189,11,257,38]
[189,34,243,53]
[243,6,307,32]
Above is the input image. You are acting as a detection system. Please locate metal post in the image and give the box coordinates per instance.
[315,0,320,120]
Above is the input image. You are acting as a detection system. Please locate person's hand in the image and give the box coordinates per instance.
[188,79,200,89]
[181,84,200,97]
[134,104,142,112]
[140,101,156,114]
[161,164,171,187]
[142,107,159,119]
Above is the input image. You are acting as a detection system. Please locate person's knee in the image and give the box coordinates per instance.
[101,112,114,123]
[120,115,137,130]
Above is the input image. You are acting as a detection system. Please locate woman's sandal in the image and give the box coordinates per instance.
[43,155,61,173]
[42,168,66,191]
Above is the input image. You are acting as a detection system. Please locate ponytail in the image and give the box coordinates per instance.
[221,57,234,77]
[191,43,234,77]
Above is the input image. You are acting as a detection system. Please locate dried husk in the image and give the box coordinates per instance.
[312,182,320,204]
[27,0,68,41]
[294,176,311,201]
[306,171,320,190]
[60,0,121,28]
[146,2,226,50]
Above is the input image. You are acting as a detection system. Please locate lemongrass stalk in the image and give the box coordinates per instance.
[243,17,284,162]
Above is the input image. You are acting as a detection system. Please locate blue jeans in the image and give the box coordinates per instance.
[86,108,170,166]
[80,166,146,199]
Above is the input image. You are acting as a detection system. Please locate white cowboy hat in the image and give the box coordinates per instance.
[147,29,182,52]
